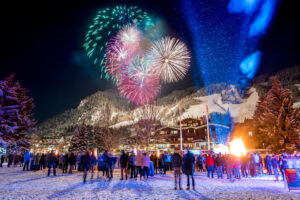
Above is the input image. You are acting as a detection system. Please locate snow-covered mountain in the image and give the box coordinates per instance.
[35,65,300,137]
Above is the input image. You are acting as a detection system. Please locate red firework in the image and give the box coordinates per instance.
[118,73,160,105]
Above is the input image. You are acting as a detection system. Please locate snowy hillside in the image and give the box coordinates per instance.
[35,65,300,137]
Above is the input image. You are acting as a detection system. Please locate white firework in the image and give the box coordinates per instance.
[146,37,191,83]
[117,25,142,47]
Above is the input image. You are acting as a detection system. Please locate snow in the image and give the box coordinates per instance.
[181,87,259,123]
[0,167,299,199]
[110,120,135,129]
[77,99,88,109]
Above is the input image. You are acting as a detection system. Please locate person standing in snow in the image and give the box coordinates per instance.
[271,154,279,181]
[82,151,91,183]
[90,151,97,179]
[33,153,40,171]
[23,151,30,171]
[206,154,215,178]
[151,153,158,175]
[40,154,46,170]
[184,149,195,190]
[0,155,5,167]
[135,151,143,180]
[119,150,129,180]
[47,151,57,176]
[142,152,150,180]
[215,153,223,179]
[172,151,183,190]
[69,153,77,174]
[129,151,136,179]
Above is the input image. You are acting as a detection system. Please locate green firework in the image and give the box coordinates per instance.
[83,5,154,80]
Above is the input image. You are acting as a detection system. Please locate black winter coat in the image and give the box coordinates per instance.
[171,153,182,168]
[120,153,129,168]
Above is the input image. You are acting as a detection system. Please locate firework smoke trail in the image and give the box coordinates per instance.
[146,37,191,83]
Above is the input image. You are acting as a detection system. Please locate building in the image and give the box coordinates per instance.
[151,117,230,152]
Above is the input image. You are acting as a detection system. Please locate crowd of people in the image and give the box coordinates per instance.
[1,149,299,189]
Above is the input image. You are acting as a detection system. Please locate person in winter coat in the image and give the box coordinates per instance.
[97,153,104,178]
[166,153,172,171]
[225,155,233,179]
[0,155,5,167]
[150,153,158,175]
[241,155,249,178]
[47,151,57,176]
[40,154,46,170]
[271,154,279,181]
[119,150,129,180]
[89,152,97,179]
[184,150,195,190]
[215,154,223,179]
[23,151,30,171]
[106,153,116,179]
[197,154,203,172]
[206,154,215,178]
[63,153,70,174]
[142,152,150,179]
[172,151,183,190]
[82,151,91,183]
[135,151,143,180]
[129,152,136,178]
[103,151,109,177]
[266,154,272,175]
[33,153,40,171]
[7,153,13,167]
[69,153,77,174]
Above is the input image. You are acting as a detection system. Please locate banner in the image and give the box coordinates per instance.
[284,168,300,191]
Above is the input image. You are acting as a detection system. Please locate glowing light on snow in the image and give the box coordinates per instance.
[229,138,247,157]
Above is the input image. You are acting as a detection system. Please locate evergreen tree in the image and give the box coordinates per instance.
[69,122,88,153]
[0,74,35,151]
[77,122,88,153]
[69,128,80,153]
[254,77,300,153]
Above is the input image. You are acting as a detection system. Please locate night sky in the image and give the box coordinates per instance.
[1,0,300,123]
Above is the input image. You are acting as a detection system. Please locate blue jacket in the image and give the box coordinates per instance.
[24,152,30,163]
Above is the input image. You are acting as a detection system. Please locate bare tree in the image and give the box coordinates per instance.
[93,103,129,151]
[133,103,162,150]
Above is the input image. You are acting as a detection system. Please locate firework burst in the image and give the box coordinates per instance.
[118,57,160,105]
[83,5,154,80]
[146,37,191,83]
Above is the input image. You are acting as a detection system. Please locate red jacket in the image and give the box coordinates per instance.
[206,155,215,166]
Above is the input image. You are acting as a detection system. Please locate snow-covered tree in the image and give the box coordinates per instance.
[69,128,80,153]
[0,74,36,151]
[68,122,88,153]
[254,77,300,153]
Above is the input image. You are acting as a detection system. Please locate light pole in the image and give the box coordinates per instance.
[205,104,210,151]
[179,103,183,151]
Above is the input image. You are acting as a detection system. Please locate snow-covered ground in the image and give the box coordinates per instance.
[0,167,299,200]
